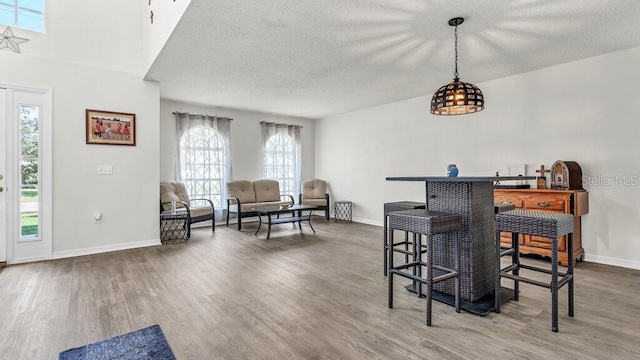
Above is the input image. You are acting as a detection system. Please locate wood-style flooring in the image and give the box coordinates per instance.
[1,218,639,359]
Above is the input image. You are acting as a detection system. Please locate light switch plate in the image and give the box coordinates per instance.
[97,165,113,175]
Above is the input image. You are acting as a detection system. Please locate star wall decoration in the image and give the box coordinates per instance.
[0,26,29,53]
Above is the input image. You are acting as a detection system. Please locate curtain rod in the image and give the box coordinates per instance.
[260,121,303,129]
[172,112,233,120]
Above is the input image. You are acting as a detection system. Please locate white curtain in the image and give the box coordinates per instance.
[174,112,232,221]
[261,122,302,197]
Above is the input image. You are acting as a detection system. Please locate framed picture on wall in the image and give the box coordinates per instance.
[86,109,136,146]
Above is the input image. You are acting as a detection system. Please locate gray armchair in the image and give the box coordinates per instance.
[299,179,330,220]
[160,181,215,237]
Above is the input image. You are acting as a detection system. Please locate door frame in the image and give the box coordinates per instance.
[0,88,6,264]
[1,84,53,264]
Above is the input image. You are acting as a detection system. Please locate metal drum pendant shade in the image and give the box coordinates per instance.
[431,17,484,116]
[431,80,484,115]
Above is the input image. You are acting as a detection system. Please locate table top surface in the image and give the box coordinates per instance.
[251,204,316,214]
[161,209,189,217]
[386,176,537,182]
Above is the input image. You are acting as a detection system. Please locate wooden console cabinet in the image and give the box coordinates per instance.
[494,189,588,266]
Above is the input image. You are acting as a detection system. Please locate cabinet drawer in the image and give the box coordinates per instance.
[526,235,566,252]
[495,195,523,208]
[494,189,586,265]
[523,197,568,212]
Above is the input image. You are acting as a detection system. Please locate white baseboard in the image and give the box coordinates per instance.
[584,254,640,270]
[45,219,640,271]
[9,255,49,265]
[351,217,383,227]
[52,239,161,260]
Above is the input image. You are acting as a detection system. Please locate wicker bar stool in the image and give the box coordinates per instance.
[383,201,426,275]
[388,209,462,326]
[494,202,516,214]
[495,210,575,332]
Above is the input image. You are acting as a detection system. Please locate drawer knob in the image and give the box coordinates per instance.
[537,201,551,207]
[500,201,512,204]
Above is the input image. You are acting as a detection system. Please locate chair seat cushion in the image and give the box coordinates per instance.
[388,209,462,236]
[302,198,327,207]
[190,206,214,218]
[383,201,426,215]
[494,202,516,214]
[229,201,291,213]
[496,210,574,238]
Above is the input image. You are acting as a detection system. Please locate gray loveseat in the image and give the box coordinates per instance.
[226,179,294,230]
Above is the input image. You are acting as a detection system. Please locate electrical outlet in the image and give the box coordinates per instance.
[97,166,113,175]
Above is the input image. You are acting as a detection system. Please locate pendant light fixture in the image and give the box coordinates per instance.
[430,17,484,116]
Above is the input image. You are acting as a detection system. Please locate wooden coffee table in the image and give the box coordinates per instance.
[251,204,317,239]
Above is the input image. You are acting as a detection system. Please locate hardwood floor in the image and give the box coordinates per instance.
[1,218,639,359]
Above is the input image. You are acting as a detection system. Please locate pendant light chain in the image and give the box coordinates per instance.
[454,24,459,80]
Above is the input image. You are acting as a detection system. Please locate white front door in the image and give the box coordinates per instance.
[1,86,52,264]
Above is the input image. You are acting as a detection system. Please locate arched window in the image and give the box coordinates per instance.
[179,127,226,209]
[264,133,297,197]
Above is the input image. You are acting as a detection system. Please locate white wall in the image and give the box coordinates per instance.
[315,46,640,270]
[0,0,162,256]
[10,0,189,76]
[142,0,192,73]
[10,1,146,75]
[0,55,161,254]
[160,99,316,184]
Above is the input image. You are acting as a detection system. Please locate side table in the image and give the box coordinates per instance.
[334,200,353,222]
[160,209,190,244]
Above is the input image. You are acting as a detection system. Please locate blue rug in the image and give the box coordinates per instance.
[59,325,176,360]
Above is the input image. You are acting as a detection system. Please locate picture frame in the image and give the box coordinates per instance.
[86,109,136,146]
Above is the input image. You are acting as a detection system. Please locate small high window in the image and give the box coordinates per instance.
[0,0,46,33]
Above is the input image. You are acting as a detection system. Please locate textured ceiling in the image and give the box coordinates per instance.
[145,0,640,119]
